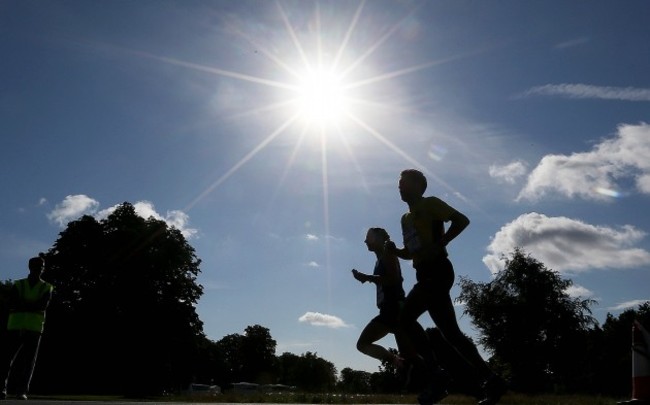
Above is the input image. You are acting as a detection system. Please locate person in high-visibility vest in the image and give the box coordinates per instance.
[1,256,53,400]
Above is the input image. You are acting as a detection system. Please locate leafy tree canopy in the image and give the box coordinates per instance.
[276,351,337,392]
[458,247,596,392]
[35,202,204,395]
[214,325,277,384]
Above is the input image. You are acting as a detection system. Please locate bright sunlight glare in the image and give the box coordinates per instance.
[128,2,473,313]
[124,1,464,213]
[293,68,351,127]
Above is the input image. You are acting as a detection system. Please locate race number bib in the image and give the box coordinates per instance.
[403,223,421,254]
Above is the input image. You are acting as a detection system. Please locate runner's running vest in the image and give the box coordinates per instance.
[7,278,53,333]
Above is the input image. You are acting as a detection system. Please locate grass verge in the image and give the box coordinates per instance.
[27,392,624,404]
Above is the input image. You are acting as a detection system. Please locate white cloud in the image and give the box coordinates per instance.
[47,195,99,226]
[306,261,320,268]
[49,197,197,239]
[607,300,650,311]
[306,234,319,241]
[483,212,650,274]
[298,312,350,328]
[522,84,650,101]
[564,284,595,299]
[638,174,650,193]
[518,123,650,201]
[98,201,198,239]
[165,210,198,239]
[489,160,528,184]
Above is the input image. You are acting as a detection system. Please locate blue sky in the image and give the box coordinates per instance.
[2,0,650,375]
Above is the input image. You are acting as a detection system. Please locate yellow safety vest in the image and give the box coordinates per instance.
[6,278,53,333]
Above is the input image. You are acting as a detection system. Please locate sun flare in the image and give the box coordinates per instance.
[293,68,351,127]
[168,1,455,212]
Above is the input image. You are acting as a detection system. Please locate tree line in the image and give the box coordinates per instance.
[0,202,648,397]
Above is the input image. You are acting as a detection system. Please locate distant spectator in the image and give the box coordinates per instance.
[1,256,53,400]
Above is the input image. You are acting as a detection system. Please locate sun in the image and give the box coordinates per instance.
[292,67,351,127]
[153,1,456,212]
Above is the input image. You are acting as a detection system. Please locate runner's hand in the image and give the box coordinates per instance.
[351,269,367,283]
[384,240,397,253]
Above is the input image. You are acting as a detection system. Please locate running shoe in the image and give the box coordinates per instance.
[417,369,450,405]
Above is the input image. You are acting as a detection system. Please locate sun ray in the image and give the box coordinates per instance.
[239,38,299,78]
[276,1,313,71]
[315,2,323,69]
[338,3,424,80]
[185,114,300,211]
[219,98,296,122]
[345,51,484,90]
[130,48,299,91]
[63,37,309,95]
[345,95,417,116]
[225,23,303,79]
[332,0,366,72]
[332,122,372,194]
[319,128,333,308]
[345,112,454,192]
[266,125,311,209]
[347,112,488,213]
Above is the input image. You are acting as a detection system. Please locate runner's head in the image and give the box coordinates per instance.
[399,169,427,201]
[28,256,45,275]
[365,227,390,252]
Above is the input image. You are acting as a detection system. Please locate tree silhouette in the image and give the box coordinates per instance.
[458,247,596,393]
[587,302,650,396]
[213,325,277,384]
[339,368,372,393]
[371,347,403,394]
[215,333,245,385]
[241,325,277,383]
[276,351,337,392]
[34,202,203,396]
